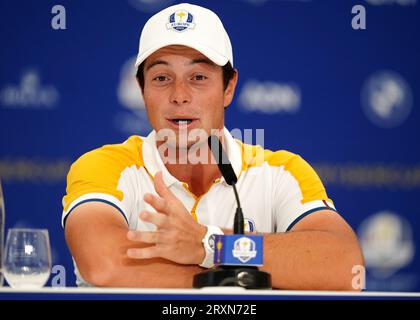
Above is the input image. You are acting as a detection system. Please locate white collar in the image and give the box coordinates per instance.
[141,127,242,187]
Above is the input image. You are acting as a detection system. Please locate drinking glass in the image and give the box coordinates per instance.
[2,228,51,288]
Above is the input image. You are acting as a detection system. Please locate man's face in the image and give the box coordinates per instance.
[142,45,237,148]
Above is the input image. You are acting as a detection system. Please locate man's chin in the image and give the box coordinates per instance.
[169,137,207,150]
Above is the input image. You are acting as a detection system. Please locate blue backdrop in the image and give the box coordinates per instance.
[1,0,419,291]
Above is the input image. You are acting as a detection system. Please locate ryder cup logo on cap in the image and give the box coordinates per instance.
[167,10,195,32]
[135,3,233,68]
[232,237,257,263]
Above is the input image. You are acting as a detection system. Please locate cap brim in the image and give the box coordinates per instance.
[135,40,230,68]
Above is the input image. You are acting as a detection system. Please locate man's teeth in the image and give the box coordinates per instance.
[173,119,192,124]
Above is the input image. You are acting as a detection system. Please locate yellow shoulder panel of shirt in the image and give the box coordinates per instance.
[63,136,145,211]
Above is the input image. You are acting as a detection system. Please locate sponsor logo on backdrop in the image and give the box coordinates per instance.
[118,57,145,111]
[364,0,416,5]
[358,211,415,278]
[0,70,59,109]
[127,0,175,13]
[238,80,301,114]
[361,71,412,128]
[116,56,151,135]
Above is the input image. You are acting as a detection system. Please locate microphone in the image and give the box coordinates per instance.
[192,135,272,289]
[207,135,244,235]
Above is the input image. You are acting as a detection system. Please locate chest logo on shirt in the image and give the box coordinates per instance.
[244,218,256,232]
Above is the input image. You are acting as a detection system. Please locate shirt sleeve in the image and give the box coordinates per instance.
[270,151,336,232]
[61,138,142,228]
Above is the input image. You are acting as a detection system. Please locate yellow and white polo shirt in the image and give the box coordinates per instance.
[62,127,336,286]
[62,127,336,234]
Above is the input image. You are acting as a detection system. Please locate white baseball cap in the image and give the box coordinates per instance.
[135,3,233,68]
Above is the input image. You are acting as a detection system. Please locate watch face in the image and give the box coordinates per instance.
[208,234,216,251]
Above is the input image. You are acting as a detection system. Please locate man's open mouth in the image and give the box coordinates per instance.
[171,119,193,125]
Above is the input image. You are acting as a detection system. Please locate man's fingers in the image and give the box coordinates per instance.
[126,247,160,259]
[154,171,176,200]
[139,210,168,227]
[153,172,189,218]
[127,230,160,244]
[144,193,168,214]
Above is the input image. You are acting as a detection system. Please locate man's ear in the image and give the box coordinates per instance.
[223,70,238,109]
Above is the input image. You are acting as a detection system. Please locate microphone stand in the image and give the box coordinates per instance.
[232,183,244,235]
[192,135,271,289]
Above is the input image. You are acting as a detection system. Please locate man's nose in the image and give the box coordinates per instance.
[170,79,191,105]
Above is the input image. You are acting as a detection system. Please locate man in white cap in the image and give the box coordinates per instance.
[63,3,364,289]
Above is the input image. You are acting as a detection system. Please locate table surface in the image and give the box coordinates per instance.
[1,287,420,300]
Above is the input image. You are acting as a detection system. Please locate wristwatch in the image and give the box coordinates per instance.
[199,225,224,268]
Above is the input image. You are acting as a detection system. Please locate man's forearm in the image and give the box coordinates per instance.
[261,230,364,290]
[103,230,361,289]
[78,227,204,288]
[66,202,205,288]
[97,258,203,288]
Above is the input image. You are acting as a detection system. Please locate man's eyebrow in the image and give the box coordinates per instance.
[145,57,215,71]
[190,58,216,66]
[145,60,169,71]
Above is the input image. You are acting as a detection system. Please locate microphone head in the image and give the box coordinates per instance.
[208,135,238,185]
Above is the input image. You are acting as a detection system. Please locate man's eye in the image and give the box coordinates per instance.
[153,76,168,82]
[193,75,207,81]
